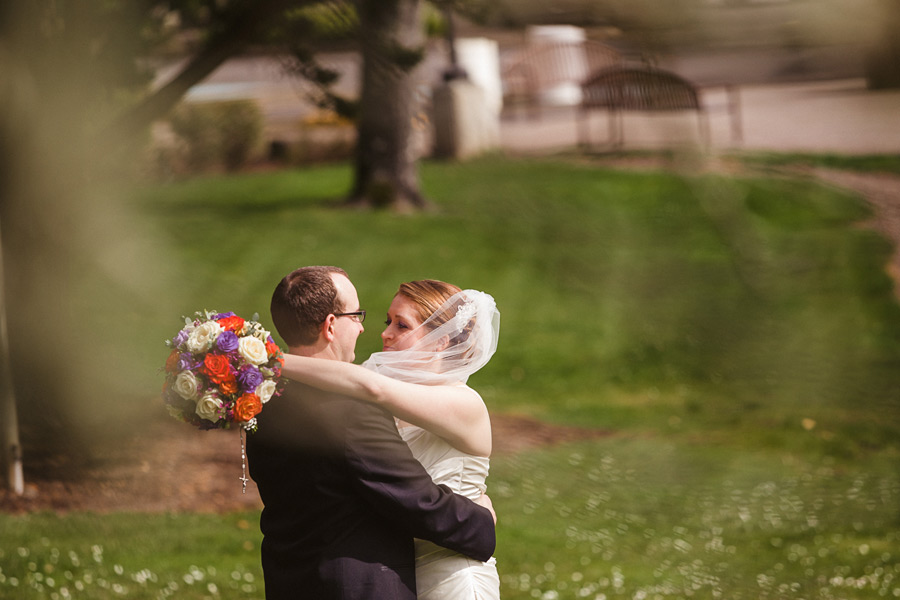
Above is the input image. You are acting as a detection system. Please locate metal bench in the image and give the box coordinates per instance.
[578,66,742,149]
[502,41,623,119]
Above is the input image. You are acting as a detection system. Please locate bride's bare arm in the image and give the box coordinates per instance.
[280,354,492,456]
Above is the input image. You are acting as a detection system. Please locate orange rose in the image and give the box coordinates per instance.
[217,315,245,333]
[234,393,263,422]
[219,376,239,396]
[165,350,180,373]
[266,340,281,358]
[202,354,232,384]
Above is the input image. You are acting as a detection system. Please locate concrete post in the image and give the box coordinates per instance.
[432,37,501,160]
[527,25,588,106]
[455,37,503,116]
[432,79,499,159]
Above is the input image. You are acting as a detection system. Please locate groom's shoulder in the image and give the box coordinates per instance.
[276,381,390,423]
[253,388,371,451]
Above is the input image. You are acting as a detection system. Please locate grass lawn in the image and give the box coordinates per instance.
[735,152,900,175]
[2,155,899,598]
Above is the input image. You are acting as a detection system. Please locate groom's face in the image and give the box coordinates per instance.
[331,273,364,362]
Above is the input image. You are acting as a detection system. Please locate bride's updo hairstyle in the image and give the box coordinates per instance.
[363,280,500,385]
[397,279,462,330]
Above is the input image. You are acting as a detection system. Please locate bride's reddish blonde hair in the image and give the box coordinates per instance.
[396,280,462,329]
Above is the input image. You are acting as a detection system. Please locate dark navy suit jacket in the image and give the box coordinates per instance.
[246,381,496,599]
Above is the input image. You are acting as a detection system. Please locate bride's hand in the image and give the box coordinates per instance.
[476,493,496,525]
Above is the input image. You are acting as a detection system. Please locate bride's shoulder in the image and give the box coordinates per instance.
[450,383,484,402]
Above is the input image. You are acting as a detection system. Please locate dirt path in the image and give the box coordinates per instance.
[0,414,612,515]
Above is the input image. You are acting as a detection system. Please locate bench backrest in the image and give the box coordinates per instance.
[502,41,623,96]
[581,67,701,111]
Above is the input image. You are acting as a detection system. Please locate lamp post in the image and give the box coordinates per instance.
[441,2,467,82]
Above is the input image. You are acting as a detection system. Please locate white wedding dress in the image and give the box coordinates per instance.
[398,414,501,599]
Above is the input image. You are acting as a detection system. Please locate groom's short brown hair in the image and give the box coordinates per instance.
[271,266,349,346]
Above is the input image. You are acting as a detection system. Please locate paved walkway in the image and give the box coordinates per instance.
[167,51,900,157]
[500,78,900,155]
[809,169,900,298]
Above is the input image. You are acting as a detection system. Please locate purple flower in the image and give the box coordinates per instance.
[214,311,236,319]
[177,352,195,371]
[173,329,189,347]
[217,330,239,353]
[238,365,265,393]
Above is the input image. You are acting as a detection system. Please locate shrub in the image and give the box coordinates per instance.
[167,100,264,174]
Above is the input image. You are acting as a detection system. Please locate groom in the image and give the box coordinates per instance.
[246,266,496,599]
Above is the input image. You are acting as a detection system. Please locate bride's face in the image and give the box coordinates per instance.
[381,295,427,352]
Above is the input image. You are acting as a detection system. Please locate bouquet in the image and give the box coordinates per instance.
[162,310,284,432]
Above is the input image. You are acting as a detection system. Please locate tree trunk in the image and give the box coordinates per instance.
[865,0,900,89]
[349,0,429,211]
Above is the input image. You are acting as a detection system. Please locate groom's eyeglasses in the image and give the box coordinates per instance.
[333,310,366,323]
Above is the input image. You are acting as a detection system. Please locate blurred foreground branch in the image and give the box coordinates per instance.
[101,0,314,148]
[0,219,24,496]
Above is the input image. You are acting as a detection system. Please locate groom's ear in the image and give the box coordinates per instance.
[321,314,337,342]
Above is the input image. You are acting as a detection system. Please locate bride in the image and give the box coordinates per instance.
[280,279,501,600]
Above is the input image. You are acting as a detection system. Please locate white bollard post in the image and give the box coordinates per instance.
[432,79,498,160]
[455,37,503,116]
[432,37,501,159]
[527,25,588,106]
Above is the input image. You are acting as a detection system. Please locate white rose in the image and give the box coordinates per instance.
[195,391,224,422]
[255,379,277,403]
[173,371,201,400]
[186,321,223,354]
[238,336,268,365]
